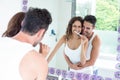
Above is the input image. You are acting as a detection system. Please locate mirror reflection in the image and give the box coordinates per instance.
[27,0,119,79]
[45,0,118,79]
[0,0,119,80]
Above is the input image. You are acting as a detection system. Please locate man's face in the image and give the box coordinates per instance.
[33,29,46,47]
[82,21,94,37]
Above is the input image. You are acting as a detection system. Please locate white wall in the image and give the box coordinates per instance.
[55,0,72,70]
[0,0,21,36]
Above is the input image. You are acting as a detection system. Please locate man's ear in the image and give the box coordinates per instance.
[37,29,45,38]
[21,20,24,27]
[93,26,95,29]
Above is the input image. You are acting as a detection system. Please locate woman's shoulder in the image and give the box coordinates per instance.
[58,35,67,43]
[61,35,67,40]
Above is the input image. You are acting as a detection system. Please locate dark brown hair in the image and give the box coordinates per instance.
[21,7,52,35]
[66,16,83,40]
[2,12,25,37]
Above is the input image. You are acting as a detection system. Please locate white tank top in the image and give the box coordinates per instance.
[86,32,96,60]
[64,42,82,64]
[64,33,96,74]
[0,37,34,80]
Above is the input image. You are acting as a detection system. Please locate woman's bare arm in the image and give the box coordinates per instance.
[47,35,66,63]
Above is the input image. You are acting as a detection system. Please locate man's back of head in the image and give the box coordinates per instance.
[13,7,53,46]
[21,7,52,36]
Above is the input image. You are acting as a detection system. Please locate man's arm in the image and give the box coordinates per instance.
[81,35,101,68]
[19,50,48,80]
[64,53,81,70]
[80,36,88,65]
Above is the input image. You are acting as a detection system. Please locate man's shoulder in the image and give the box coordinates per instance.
[26,50,47,62]
[23,50,48,66]
[93,34,100,41]
[92,34,101,46]
[20,50,48,79]
[21,50,48,71]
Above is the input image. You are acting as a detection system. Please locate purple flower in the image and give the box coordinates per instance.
[105,77,112,80]
[96,76,104,80]
[76,73,82,80]
[114,71,120,79]
[117,45,120,53]
[118,37,120,43]
[116,54,120,61]
[82,74,90,80]
[68,71,75,78]
[22,6,27,12]
[22,0,28,5]
[115,63,120,70]
[118,27,120,33]
[49,67,55,74]
[56,69,61,76]
[90,75,97,80]
[62,70,67,78]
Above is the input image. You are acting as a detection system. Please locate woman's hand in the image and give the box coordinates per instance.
[80,35,88,65]
[69,62,82,70]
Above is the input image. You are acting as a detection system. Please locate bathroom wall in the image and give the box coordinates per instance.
[0,0,21,36]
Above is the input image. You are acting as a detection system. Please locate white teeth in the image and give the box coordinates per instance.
[74,31,81,37]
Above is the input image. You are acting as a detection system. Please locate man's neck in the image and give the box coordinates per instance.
[12,31,33,45]
[87,32,94,41]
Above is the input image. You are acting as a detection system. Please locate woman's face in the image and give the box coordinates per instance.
[72,20,82,35]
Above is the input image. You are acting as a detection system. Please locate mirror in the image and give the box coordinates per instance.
[28,0,120,79]
[39,0,118,79]
[29,0,119,79]
[0,0,119,79]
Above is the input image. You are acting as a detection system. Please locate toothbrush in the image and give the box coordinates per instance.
[74,31,81,37]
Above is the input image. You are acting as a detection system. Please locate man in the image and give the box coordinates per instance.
[79,15,101,74]
[0,7,52,80]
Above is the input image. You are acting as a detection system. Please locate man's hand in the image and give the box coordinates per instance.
[69,62,83,70]
[39,43,50,57]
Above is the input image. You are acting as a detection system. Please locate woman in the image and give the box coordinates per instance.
[2,12,25,37]
[47,16,88,72]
